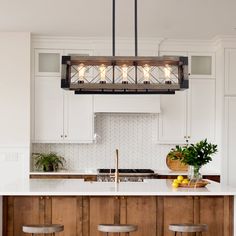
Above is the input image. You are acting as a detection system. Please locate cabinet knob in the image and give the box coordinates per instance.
[65,135,67,138]
[184,136,187,138]
[60,135,63,138]
[187,136,190,138]
[40,196,44,200]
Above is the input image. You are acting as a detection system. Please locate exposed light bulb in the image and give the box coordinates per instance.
[78,63,86,83]
[143,64,150,83]
[99,64,106,83]
[122,64,128,83]
[164,64,171,80]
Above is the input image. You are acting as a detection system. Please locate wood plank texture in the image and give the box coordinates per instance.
[2,196,233,236]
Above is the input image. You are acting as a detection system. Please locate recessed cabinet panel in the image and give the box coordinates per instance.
[188,79,215,142]
[225,49,236,95]
[34,76,64,142]
[189,53,215,78]
[64,93,94,143]
[158,91,187,143]
[38,53,60,73]
[224,97,236,187]
[35,49,63,76]
[191,56,212,75]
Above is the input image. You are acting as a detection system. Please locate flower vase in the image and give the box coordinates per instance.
[188,165,202,181]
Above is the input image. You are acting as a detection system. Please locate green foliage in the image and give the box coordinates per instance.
[33,152,65,172]
[168,139,217,168]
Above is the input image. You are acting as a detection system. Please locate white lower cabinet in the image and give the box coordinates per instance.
[158,78,215,144]
[33,76,94,143]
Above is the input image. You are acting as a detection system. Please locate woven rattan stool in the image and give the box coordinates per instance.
[22,224,64,235]
[98,224,138,236]
[169,223,208,236]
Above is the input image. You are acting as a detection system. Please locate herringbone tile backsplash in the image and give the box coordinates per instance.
[32,113,174,171]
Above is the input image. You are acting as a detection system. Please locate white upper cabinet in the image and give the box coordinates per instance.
[158,79,215,144]
[158,91,187,143]
[189,52,215,79]
[33,76,94,143]
[225,48,236,95]
[34,49,63,77]
[34,76,64,142]
[32,49,94,143]
[94,95,160,113]
[224,97,236,186]
[188,79,215,142]
[64,93,94,142]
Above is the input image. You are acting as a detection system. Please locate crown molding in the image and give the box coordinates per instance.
[32,35,236,52]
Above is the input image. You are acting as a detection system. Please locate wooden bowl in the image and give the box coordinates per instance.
[179,179,210,188]
[166,152,188,171]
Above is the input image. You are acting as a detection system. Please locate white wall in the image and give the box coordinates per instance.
[0,32,31,147]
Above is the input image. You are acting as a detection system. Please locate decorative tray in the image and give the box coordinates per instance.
[178,180,210,188]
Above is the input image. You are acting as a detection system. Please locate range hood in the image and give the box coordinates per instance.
[93,95,161,113]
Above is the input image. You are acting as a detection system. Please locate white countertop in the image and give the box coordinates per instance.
[0,179,234,196]
[29,169,220,176]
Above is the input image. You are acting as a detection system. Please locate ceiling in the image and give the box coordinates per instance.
[0,0,236,39]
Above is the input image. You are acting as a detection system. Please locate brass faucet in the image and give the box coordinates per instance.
[115,149,119,183]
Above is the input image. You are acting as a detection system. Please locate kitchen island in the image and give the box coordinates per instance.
[0,179,235,236]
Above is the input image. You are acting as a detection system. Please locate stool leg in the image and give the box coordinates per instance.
[174,232,177,236]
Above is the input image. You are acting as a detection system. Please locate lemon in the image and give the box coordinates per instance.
[173,179,179,184]
[172,182,179,188]
[182,179,189,184]
[177,175,184,182]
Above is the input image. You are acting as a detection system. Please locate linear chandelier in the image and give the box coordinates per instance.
[61,0,189,94]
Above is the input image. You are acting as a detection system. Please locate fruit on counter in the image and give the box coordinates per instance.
[177,175,184,181]
[172,182,179,188]
[182,178,189,184]
[172,176,189,188]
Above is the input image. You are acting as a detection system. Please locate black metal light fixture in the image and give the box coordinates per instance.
[61,0,189,94]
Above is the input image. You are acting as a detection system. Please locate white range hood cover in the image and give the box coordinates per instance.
[94,95,160,113]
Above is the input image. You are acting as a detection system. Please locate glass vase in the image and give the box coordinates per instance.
[188,165,202,181]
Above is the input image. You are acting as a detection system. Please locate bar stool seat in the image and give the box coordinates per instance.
[98,224,138,233]
[22,224,64,235]
[169,223,208,235]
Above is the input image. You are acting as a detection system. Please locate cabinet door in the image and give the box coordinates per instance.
[188,79,215,142]
[120,197,157,236]
[4,196,44,236]
[64,93,94,143]
[89,197,118,236]
[34,76,64,142]
[35,49,62,77]
[162,196,194,236]
[51,197,82,236]
[189,53,215,79]
[225,49,236,95]
[224,97,236,187]
[158,91,187,144]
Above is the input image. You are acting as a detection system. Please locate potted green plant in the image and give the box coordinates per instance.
[168,139,217,180]
[33,152,66,172]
